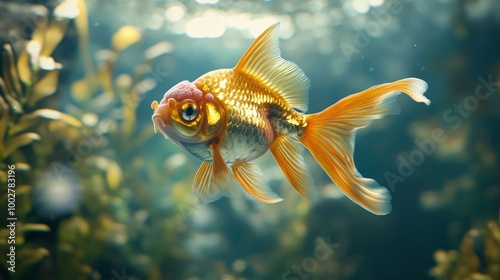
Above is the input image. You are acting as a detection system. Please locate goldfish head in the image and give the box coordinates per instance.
[151,81,225,148]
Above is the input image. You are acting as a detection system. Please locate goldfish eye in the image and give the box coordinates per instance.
[180,100,199,122]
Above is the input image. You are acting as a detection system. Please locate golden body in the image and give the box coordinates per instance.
[189,69,306,165]
[152,23,430,215]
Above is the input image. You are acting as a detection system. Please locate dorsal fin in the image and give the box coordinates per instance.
[234,23,310,112]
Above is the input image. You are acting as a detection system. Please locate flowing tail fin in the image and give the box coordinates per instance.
[299,78,429,215]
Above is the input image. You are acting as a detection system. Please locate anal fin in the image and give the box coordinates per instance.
[232,162,283,204]
[270,135,317,201]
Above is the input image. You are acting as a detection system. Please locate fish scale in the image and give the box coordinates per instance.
[193,69,306,165]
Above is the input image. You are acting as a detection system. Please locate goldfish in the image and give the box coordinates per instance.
[151,23,430,215]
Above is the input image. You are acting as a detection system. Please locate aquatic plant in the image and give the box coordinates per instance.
[0,0,200,278]
[30,3,218,278]
[430,220,500,280]
[0,1,82,277]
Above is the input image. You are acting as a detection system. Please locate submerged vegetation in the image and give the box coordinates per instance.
[0,0,499,279]
[0,1,80,277]
[0,0,183,278]
[430,220,500,280]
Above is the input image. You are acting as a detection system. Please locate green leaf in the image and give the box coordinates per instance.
[112,25,141,52]
[3,132,41,159]
[17,50,32,86]
[106,160,123,190]
[13,162,31,171]
[0,94,10,151]
[28,69,60,106]
[22,223,50,233]
[40,19,70,57]
[2,44,22,99]
[9,109,81,136]
[17,247,50,270]
[0,76,23,115]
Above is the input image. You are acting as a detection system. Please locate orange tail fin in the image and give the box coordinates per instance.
[299,78,429,215]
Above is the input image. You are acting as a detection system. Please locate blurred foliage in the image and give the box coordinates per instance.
[430,220,500,280]
[0,0,182,278]
[0,0,82,278]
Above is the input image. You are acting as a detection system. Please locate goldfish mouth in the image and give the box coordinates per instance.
[152,114,170,137]
[152,112,190,150]
[152,99,175,138]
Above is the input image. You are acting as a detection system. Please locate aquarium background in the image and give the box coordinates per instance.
[1,0,499,279]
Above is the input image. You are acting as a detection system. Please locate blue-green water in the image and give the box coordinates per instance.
[1,0,499,279]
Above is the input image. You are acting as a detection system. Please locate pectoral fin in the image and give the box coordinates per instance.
[192,143,241,203]
[193,161,218,203]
